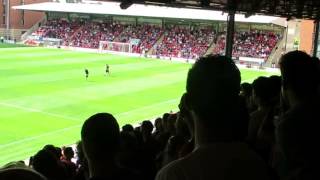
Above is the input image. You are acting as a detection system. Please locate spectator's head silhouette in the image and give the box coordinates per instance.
[186,55,241,143]
[32,149,66,180]
[122,124,134,132]
[277,51,320,179]
[252,76,274,107]
[141,120,154,136]
[0,168,47,180]
[43,145,60,160]
[167,113,177,135]
[280,51,320,106]
[63,147,74,161]
[81,113,120,163]
[154,117,163,132]
[269,75,282,98]
[240,82,252,98]
[178,93,194,138]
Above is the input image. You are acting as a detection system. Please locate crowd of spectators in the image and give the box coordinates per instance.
[29,19,281,60]
[68,22,125,49]
[117,24,163,53]
[1,51,319,180]
[33,19,81,43]
[213,31,281,60]
[154,26,215,59]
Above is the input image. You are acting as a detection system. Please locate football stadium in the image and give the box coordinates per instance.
[0,0,320,179]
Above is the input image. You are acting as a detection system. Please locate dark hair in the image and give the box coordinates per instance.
[154,117,163,131]
[42,145,60,160]
[186,55,241,122]
[252,76,274,106]
[162,113,170,121]
[81,113,120,160]
[122,124,134,132]
[186,55,243,141]
[280,51,320,97]
[240,82,253,97]
[63,147,74,160]
[32,149,65,179]
[141,120,154,134]
[269,75,282,97]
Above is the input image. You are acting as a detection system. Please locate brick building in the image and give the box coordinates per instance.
[0,0,48,40]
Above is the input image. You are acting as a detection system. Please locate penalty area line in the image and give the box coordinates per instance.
[0,102,81,122]
[0,98,180,148]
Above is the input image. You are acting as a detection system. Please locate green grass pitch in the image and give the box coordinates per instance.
[0,47,277,166]
[0,43,28,48]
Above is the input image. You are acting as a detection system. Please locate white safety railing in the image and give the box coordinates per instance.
[21,17,47,41]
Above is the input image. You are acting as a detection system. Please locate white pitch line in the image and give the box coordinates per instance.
[0,125,82,149]
[0,102,81,122]
[115,98,179,117]
[0,98,179,148]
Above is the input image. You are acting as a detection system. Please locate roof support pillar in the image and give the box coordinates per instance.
[313,20,319,57]
[6,0,10,39]
[225,11,235,58]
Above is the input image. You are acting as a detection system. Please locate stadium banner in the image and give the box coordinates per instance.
[239,57,264,63]
[130,38,140,45]
[28,35,43,41]
[43,38,62,42]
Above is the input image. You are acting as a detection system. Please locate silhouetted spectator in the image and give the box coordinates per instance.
[156,55,270,180]
[152,118,163,140]
[81,113,139,180]
[0,167,47,180]
[32,149,67,180]
[240,82,256,113]
[177,93,195,158]
[61,147,77,178]
[141,120,160,159]
[166,113,177,136]
[276,51,320,180]
[43,145,61,160]
[2,161,26,169]
[248,77,278,163]
[118,127,156,180]
[74,141,89,180]
[157,114,172,151]
[122,124,134,133]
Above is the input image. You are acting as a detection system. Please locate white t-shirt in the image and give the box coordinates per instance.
[156,142,270,180]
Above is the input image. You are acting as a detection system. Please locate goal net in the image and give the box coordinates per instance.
[99,41,132,53]
[43,38,62,47]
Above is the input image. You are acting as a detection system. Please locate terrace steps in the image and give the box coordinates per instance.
[147,32,165,55]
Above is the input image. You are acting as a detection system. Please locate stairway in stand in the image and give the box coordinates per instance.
[65,26,83,45]
[147,32,165,55]
[205,41,216,56]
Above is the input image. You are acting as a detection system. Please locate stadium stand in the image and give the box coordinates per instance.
[2,52,319,180]
[153,26,215,59]
[27,19,281,60]
[213,31,281,60]
[116,24,163,53]
[68,22,125,49]
[36,19,80,43]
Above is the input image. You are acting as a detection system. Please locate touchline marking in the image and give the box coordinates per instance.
[0,125,82,149]
[0,102,81,122]
[0,107,181,165]
[0,98,179,148]
[115,98,179,117]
